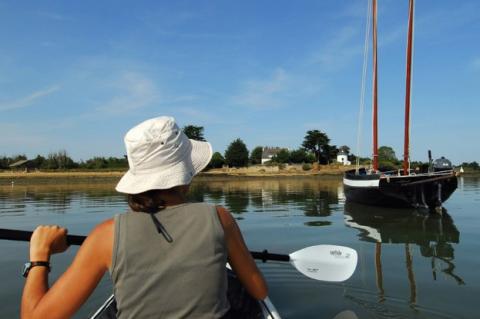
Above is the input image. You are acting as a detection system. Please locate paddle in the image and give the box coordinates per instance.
[0,228,357,282]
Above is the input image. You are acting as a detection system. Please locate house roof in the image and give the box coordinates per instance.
[262,147,283,159]
[9,159,31,167]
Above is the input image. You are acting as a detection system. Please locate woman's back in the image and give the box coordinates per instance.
[110,203,229,319]
[21,117,266,319]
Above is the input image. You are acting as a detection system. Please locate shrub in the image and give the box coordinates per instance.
[302,163,312,171]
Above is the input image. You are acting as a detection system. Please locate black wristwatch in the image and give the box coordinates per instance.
[22,261,51,278]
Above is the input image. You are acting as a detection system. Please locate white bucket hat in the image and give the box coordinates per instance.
[116,116,212,194]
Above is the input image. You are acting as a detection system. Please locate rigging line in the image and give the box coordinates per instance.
[356,0,372,174]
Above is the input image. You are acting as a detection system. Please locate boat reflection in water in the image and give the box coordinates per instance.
[344,202,464,305]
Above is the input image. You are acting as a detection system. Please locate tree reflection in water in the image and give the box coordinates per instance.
[191,177,340,217]
[0,183,122,216]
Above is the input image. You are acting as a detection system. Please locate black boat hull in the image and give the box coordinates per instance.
[343,169,458,209]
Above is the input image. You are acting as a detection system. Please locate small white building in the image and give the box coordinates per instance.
[337,149,351,165]
[261,147,282,164]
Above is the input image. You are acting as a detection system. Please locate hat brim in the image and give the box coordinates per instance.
[115,139,212,194]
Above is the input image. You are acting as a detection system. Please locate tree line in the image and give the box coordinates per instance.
[3,124,474,171]
[184,125,358,168]
[0,151,128,170]
[1,125,347,171]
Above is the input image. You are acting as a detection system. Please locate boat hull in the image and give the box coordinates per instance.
[343,169,457,209]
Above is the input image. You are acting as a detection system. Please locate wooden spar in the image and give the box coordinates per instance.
[372,0,379,171]
[403,0,415,175]
[375,242,385,302]
[405,243,417,306]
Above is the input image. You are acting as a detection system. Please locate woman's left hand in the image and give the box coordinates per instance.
[30,225,69,261]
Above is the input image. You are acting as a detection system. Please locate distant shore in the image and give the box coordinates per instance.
[0,164,349,182]
[0,165,475,184]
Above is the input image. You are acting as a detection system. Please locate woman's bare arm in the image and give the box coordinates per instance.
[216,206,268,300]
[21,219,114,319]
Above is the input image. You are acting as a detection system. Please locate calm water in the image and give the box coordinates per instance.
[0,176,479,318]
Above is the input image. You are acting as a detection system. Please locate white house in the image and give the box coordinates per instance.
[337,149,351,165]
[261,147,282,164]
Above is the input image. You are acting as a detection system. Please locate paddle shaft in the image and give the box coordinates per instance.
[0,228,290,262]
[0,228,85,245]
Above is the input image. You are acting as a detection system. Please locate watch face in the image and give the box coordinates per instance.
[22,262,32,277]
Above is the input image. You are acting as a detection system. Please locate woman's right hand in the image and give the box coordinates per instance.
[29,225,69,261]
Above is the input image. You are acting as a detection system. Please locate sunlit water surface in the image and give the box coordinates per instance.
[0,176,479,318]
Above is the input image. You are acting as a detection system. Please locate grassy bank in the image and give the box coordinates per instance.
[2,164,473,182]
[0,164,350,184]
[0,171,124,179]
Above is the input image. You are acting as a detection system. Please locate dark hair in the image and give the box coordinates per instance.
[127,190,165,213]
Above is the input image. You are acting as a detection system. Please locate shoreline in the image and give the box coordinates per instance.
[0,167,475,183]
[0,167,346,182]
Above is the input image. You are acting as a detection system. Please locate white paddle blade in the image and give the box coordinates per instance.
[289,245,358,282]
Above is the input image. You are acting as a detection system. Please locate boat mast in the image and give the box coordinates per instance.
[403,0,415,175]
[372,0,379,172]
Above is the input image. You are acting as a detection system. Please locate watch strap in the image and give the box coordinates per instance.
[23,261,51,277]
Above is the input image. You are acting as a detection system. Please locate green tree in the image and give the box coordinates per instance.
[182,125,206,141]
[250,146,263,165]
[302,130,331,164]
[378,146,397,162]
[225,138,249,167]
[470,162,479,170]
[377,146,400,170]
[44,150,76,169]
[209,152,226,168]
[32,155,46,168]
[339,145,350,153]
[289,148,307,163]
[305,153,316,163]
[461,161,479,170]
[105,156,128,169]
[84,157,108,169]
[11,154,27,163]
[326,144,338,164]
[272,149,290,163]
[0,156,13,169]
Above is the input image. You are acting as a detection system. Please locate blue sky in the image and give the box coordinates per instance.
[1,0,479,164]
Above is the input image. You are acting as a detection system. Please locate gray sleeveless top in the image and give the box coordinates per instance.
[110,203,230,319]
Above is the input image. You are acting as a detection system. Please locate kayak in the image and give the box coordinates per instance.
[89,269,281,319]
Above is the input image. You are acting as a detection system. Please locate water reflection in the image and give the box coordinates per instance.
[0,184,124,217]
[191,178,341,217]
[344,202,464,307]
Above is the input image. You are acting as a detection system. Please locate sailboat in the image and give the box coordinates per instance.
[343,0,457,209]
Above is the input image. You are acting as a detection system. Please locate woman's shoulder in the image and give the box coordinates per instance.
[89,218,114,240]
[213,206,235,230]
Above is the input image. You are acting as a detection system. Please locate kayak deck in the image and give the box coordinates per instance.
[90,269,280,319]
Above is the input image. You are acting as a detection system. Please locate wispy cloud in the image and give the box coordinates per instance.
[472,58,480,70]
[232,68,289,109]
[96,72,160,114]
[175,107,213,123]
[139,10,250,40]
[0,86,60,111]
[0,123,49,151]
[338,1,369,19]
[309,26,362,70]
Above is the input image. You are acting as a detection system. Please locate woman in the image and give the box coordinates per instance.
[21,116,268,318]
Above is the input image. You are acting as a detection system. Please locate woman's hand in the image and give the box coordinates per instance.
[30,225,69,261]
